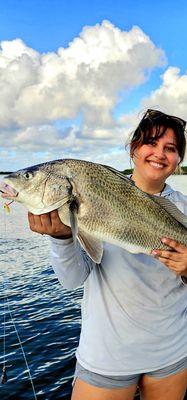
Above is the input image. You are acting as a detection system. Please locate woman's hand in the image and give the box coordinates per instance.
[152,237,187,277]
[28,210,72,239]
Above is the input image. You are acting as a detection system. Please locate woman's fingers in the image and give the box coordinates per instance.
[28,212,46,233]
[28,211,72,237]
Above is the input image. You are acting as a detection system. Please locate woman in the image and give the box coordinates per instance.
[28,109,187,400]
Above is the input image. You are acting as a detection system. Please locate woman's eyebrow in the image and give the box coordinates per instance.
[166,142,177,146]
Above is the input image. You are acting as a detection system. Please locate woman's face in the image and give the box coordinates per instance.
[132,128,181,183]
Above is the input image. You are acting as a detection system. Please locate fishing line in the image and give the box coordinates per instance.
[1,288,7,384]
[2,282,38,400]
[1,204,38,400]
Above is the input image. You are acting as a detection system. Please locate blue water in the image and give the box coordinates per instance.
[0,175,187,399]
[0,235,83,400]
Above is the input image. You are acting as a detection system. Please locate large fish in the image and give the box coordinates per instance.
[1,159,187,263]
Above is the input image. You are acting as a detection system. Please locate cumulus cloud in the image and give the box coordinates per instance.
[0,124,129,170]
[0,20,165,129]
[0,20,167,170]
[0,123,125,155]
[141,67,187,120]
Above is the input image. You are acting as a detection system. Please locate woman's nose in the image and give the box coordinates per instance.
[153,146,166,159]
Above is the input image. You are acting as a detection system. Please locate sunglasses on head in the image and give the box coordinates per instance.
[143,109,186,130]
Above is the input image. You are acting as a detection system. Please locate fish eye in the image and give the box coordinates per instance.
[23,172,33,180]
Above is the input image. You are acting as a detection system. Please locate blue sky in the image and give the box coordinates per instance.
[0,0,187,170]
[0,0,186,65]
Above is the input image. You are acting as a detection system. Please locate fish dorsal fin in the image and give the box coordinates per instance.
[77,230,103,264]
[100,164,135,186]
[150,195,187,229]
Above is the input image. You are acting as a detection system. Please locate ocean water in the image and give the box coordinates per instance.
[0,175,187,400]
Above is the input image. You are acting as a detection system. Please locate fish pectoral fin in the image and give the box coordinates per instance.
[151,195,187,228]
[77,230,103,264]
[69,198,103,263]
[69,202,78,246]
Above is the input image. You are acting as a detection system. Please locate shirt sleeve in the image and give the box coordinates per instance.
[50,236,96,290]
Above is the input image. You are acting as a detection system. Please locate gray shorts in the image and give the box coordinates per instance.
[73,356,187,389]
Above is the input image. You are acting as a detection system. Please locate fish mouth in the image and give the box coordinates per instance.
[0,181,18,199]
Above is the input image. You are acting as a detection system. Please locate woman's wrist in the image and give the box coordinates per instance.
[50,234,72,240]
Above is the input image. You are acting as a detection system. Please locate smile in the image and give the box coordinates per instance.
[147,161,166,169]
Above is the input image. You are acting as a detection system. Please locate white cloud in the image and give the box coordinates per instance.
[141,67,187,120]
[0,20,167,170]
[0,122,131,170]
[0,20,165,129]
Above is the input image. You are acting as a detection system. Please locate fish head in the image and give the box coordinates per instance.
[1,161,73,214]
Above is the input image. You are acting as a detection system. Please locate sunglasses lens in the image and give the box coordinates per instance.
[144,109,186,129]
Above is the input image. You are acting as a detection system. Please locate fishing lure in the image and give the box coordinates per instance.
[3,201,14,214]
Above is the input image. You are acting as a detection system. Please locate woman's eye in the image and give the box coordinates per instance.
[165,146,176,152]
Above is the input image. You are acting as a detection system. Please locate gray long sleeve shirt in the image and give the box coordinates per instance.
[50,184,187,375]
